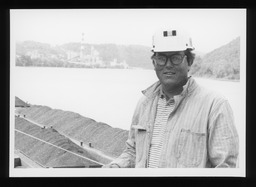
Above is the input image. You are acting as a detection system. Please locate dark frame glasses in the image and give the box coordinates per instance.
[152,54,186,66]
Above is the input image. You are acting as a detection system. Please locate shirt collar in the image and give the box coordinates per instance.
[142,76,196,99]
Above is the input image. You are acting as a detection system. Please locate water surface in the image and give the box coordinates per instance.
[12,67,245,134]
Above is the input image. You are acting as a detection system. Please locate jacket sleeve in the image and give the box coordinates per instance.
[106,96,146,168]
[208,100,239,168]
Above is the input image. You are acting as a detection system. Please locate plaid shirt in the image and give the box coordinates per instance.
[109,77,239,168]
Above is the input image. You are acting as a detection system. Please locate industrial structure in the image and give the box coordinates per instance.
[67,32,104,67]
[67,33,128,68]
[20,32,129,68]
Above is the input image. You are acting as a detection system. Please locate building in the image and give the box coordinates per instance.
[66,33,129,69]
[83,46,104,67]
[110,59,129,68]
[67,33,104,67]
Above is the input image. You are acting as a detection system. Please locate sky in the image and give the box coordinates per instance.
[11,9,246,53]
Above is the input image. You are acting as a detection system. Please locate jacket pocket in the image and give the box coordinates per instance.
[175,128,206,167]
[132,125,148,165]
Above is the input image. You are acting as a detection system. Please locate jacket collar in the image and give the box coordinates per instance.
[141,76,197,99]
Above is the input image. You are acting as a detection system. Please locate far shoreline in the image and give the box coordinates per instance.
[13,66,240,82]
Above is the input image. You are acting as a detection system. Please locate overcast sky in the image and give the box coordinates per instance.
[11,9,246,53]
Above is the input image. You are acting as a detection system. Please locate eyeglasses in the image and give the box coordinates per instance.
[152,54,186,66]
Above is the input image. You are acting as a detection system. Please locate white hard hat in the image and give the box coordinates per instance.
[152,28,194,52]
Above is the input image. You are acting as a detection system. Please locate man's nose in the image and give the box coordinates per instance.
[165,58,174,67]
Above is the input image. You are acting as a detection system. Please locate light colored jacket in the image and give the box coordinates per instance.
[109,77,239,168]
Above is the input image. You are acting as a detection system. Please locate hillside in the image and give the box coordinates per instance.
[15,37,240,80]
[16,41,152,69]
[190,37,240,80]
[15,98,129,167]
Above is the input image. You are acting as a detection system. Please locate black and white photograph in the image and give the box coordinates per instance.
[10,9,246,177]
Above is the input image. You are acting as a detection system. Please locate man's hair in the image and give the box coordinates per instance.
[184,49,195,66]
[151,49,196,66]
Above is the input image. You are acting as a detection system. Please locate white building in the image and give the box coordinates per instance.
[83,46,104,66]
[110,59,129,68]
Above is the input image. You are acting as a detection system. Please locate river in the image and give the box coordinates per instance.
[11,67,245,137]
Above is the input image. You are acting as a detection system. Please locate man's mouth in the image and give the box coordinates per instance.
[163,72,175,76]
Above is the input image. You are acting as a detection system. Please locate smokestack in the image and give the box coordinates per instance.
[80,32,85,62]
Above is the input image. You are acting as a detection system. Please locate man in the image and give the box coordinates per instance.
[103,28,239,168]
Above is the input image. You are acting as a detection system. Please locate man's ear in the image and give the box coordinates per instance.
[186,57,192,72]
[152,60,157,70]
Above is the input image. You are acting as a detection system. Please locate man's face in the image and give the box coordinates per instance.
[152,51,191,90]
